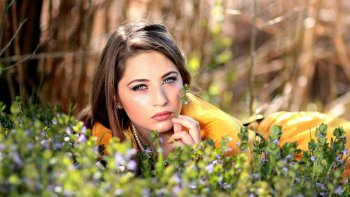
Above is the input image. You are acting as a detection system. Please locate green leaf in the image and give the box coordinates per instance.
[270,125,282,141]
[319,123,328,136]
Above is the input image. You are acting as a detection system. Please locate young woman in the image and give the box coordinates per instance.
[81,21,350,165]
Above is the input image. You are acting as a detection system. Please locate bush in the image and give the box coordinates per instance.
[0,98,349,196]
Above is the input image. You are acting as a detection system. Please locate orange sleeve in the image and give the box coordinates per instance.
[182,93,254,155]
[92,122,113,154]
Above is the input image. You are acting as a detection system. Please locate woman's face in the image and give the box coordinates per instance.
[117,51,184,136]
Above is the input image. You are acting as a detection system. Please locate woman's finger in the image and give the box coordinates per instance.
[168,131,195,145]
[172,115,201,144]
[173,122,182,133]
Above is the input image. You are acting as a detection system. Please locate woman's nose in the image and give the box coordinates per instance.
[153,87,169,107]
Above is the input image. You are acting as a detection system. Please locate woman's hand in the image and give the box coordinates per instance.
[168,115,201,147]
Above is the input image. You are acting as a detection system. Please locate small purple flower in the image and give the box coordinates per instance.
[220,182,231,189]
[316,182,326,190]
[54,142,63,150]
[0,144,6,151]
[335,156,344,165]
[93,146,99,154]
[310,156,315,161]
[12,151,23,167]
[77,134,87,143]
[342,148,348,155]
[47,184,55,192]
[115,153,126,166]
[285,154,293,160]
[65,127,72,135]
[127,160,137,171]
[158,188,167,195]
[143,189,150,196]
[26,143,34,150]
[81,126,87,134]
[172,186,181,194]
[159,137,164,144]
[252,173,260,180]
[283,158,287,164]
[172,174,181,184]
[205,163,214,174]
[40,140,50,149]
[115,189,123,196]
[144,147,152,154]
[282,166,288,173]
[261,157,268,163]
[25,129,33,136]
[63,190,73,196]
[249,193,255,197]
[335,186,343,195]
[273,139,279,144]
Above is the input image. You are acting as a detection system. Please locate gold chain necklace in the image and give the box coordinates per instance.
[131,123,145,152]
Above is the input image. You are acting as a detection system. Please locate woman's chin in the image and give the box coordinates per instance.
[151,121,173,133]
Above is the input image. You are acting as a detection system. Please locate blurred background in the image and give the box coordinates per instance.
[0,0,350,121]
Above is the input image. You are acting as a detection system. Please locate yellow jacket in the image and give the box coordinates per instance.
[92,93,350,175]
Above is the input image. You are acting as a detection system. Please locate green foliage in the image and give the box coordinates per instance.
[176,84,190,117]
[0,99,349,196]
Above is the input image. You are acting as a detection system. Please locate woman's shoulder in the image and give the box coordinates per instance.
[92,122,113,145]
[182,93,242,129]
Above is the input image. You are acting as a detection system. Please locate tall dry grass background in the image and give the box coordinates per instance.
[0,0,350,121]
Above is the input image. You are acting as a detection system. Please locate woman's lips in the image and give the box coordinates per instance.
[152,111,172,121]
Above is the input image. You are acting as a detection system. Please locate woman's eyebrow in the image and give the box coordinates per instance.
[127,79,148,86]
[161,71,178,78]
[127,71,178,86]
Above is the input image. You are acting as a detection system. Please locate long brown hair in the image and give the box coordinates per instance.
[81,21,191,141]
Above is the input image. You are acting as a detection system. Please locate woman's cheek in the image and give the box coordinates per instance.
[124,95,150,121]
[172,85,183,108]
[132,94,150,108]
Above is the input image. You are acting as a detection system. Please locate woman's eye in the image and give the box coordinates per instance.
[163,76,177,84]
[131,84,147,91]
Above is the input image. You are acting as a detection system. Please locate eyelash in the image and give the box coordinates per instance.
[131,84,147,91]
[163,76,177,84]
[131,76,177,91]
